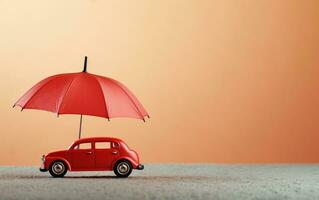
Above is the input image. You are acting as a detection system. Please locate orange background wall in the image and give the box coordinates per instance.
[1,0,319,165]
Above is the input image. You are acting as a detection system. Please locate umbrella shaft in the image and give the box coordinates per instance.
[79,115,83,139]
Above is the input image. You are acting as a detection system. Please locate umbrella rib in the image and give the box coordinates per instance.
[112,80,145,120]
[91,75,109,120]
[56,75,78,115]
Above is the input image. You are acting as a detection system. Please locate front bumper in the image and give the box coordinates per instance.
[136,164,144,170]
[39,167,47,172]
[39,155,47,172]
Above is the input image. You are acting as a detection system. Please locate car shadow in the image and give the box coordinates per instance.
[64,175,118,179]
[63,175,206,181]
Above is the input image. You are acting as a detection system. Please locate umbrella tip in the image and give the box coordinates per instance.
[83,56,88,72]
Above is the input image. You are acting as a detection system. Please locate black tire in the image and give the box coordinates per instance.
[113,160,132,178]
[49,161,67,178]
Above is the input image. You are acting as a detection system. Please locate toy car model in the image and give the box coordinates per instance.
[39,137,144,178]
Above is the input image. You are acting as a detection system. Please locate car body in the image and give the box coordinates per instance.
[40,137,144,177]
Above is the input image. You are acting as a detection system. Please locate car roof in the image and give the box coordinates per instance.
[75,137,123,143]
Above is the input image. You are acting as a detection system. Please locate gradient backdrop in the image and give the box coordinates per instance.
[1,0,319,165]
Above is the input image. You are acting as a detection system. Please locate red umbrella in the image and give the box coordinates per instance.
[13,57,149,138]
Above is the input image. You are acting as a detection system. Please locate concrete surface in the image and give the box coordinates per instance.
[0,164,318,200]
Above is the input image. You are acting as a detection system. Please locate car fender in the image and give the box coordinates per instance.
[45,157,72,171]
[112,156,139,169]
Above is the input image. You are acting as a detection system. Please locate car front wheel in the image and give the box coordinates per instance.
[49,161,67,178]
[113,160,132,178]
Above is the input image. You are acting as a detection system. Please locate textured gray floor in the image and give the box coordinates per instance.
[0,164,318,200]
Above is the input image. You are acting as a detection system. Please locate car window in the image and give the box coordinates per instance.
[95,142,111,149]
[112,142,119,149]
[74,142,92,150]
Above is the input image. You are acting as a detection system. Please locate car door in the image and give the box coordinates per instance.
[70,142,95,170]
[94,141,120,170]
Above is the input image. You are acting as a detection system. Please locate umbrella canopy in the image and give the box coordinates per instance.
[13,57,149,138]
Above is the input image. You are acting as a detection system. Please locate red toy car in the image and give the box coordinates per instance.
[39,137,144,178]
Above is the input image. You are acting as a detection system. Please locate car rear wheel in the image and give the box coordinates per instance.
[49,161,67,178]
[113,160,132,178]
